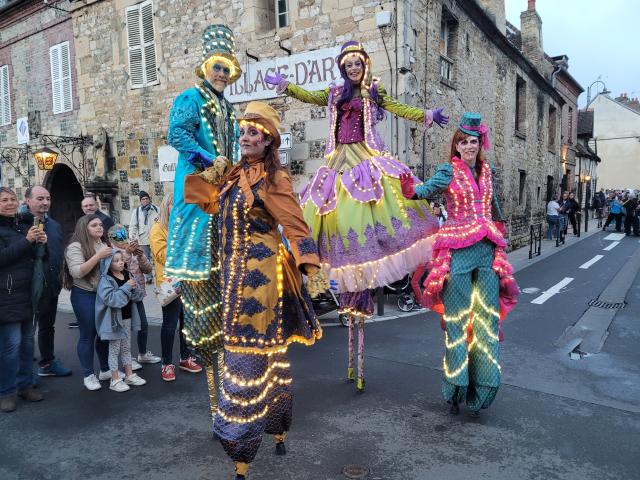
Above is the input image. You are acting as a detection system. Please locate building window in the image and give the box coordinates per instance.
[0,65,10,126]
[49,42,73,114]
[518,169,527,205]
[439,9,458,83]
[126,0,159,89]
[548,104,556,149]
[515,75,526,134]
[275,0,289,28]
[567,106,574,145]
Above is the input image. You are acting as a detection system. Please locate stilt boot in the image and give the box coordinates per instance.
[449,386,460,415]
[274,433,287,455]
[234,462,249,479]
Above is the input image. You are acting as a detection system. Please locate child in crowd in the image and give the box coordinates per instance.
[107,225,161,368]
[96,250,147,392]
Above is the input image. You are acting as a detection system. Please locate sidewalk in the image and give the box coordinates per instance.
[56,223,603,325]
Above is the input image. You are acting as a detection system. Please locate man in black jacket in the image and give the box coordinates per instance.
[623,194,639,236]
[24,186,71,377]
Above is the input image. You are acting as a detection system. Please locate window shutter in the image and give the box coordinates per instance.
[126,5,144,88]
[60,42,73,112]
[141,0,158,85]
[50,45,63,114]
[0,65,10,126]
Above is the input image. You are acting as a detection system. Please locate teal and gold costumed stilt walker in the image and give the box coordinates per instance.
[265,41,447,392]
[166,24,241,421]
[400,113,519,416]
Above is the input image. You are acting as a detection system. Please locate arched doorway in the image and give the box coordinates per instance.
[44,164,84,243]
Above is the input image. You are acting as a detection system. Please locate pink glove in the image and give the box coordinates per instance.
[399,173,416,200]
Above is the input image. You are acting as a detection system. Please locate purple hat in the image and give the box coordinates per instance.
[337,41,370,66]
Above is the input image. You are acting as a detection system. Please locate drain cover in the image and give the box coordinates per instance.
[342,464,369,479]
[588,300,626,310]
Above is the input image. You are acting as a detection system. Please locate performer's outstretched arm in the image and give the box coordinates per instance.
[377,85,449,128]
[168,93,215,167]
[265,72,330,106]
[400,163,453,200]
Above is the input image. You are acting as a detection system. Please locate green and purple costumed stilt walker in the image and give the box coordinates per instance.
[265,41,447,392]
[400,113,519,416]
[166,25,240,422]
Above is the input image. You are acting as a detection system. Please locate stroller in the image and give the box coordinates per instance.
[311,280,350,326]
[382,264,430,312]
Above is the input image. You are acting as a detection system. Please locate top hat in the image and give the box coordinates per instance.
[195,24,242,83]
[458,112,491,150]
[238,102,282,148]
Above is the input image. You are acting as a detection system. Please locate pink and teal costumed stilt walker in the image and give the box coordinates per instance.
[266,41,448,391]
[400,112,519,416]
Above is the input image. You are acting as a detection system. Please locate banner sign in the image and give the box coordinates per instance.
[226,46,342,104]
[158,145,178,182]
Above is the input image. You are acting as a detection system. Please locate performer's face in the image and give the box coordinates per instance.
[456,135,480,164]
[240,125,271,158]
[206,61,232,92]
[344,56,364,84]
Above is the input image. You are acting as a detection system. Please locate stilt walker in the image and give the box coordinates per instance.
[265,41,447,391]
[209,102,327,479]
[400,112,519,416]
[166,25,241,421]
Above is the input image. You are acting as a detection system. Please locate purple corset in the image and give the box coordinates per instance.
[337,98,365,144]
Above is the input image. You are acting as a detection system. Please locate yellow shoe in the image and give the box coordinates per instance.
[356,377,365,392]
[347,367,355,381]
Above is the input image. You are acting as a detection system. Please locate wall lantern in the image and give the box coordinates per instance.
[33,147,59,170]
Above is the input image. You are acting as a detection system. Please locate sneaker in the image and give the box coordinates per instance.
[98,370,125,381]
[68,322,79,328]
[83,374,102,391]
[179,357,203,373]
[138,351,161,364]
[17,388,44,402]
[131,359,143,371]
[109,378,130,392]
[38,360,72,377]
[161,364,176,382]
[124,373,147,386]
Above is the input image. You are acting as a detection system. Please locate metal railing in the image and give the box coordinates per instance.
[529,223,542,259]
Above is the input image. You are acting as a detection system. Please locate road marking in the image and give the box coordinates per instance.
[579,255,604,269]
[604,233,625,241]
[603,241,619,251]
[531,277,574,304]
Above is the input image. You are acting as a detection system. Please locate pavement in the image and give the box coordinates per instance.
[2,224,639,480]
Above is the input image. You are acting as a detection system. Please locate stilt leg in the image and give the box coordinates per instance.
[356,316,365,392]
[347,315,355,382]
[205,364,218,421]
[274,432,287,456]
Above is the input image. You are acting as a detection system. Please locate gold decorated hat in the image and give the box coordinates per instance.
[195,24,242,83]
[239,102,282,147]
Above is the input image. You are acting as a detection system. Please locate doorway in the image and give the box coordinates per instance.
[44,164,84,243]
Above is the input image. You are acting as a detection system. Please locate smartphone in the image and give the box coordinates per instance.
[33,217,43,230]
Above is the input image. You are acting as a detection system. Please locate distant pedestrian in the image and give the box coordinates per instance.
[128,191,158,283]
[107,224,160,368]
[95,250,147,392]
[24,186,72,377]
[565,192,580,235]
[623,194,638,236]
[62,214,112,391]
[558,191,569,235]
[603,195,623,232]
[149,193,202,382]
[546,196,561,239]
[0,187,45,412]
[81,194,114,232]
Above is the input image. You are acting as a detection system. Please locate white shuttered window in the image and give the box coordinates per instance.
[49,42,73,114]
[126,0,158,89]
[0,65,10,126]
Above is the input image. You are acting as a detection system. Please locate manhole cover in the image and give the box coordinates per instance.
[342,464,369,479]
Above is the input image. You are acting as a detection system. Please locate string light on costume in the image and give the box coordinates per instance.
[224,360,290,387]
[239,120,272,136]
[443,354,468,379]
[221,376,292,407]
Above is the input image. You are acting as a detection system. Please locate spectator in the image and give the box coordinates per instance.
[558,190,570,235]
[81,194,114,232]
[546,195,561,240]
[95,250,147,392]
[623,194,638,236]
[107,224,160,368]
[431,202,448,227]
[149,193,202,382]
[564,192,580,235]
[62,214,112,391]
[129,191,158,283]
[0,187,45,412]
[23,186,72,377]
[603,194,624,232]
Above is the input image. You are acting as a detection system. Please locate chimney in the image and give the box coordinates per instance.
[478,0,506,35]
[520,0,544,70]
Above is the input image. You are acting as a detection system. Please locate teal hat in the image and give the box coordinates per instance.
[458,112,490,150]
[195,24,241,83]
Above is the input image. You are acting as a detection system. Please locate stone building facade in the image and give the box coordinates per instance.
[1,0,580,249]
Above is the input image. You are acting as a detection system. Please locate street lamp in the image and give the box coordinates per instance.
[33,147,59,170]
[585,80,610,106]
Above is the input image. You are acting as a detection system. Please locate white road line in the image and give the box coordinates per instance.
[579,255,604,269]
[531,277,574,304]
[604,233,625,241]
[603,241,619,251]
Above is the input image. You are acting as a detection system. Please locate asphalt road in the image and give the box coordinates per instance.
[1,231,639,480]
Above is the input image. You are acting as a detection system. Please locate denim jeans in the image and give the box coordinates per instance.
[546,215,559,239]
[160,297,189,365]
[136,302,148,355]
[0,320,36,396]
[71,287,109,377]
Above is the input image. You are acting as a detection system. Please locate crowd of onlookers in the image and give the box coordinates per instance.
[1,187,202,413]
[546,188,640,240]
